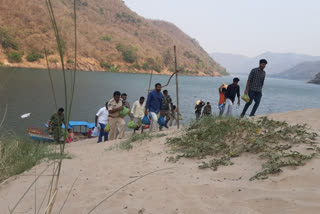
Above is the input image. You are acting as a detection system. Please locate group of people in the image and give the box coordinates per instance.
[195,59,267,118]
[94,83,178,143]
[49,59,267,144]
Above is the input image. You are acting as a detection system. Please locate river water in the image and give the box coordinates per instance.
[0,67,320,136]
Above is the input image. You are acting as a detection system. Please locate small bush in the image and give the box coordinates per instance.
[196,61,205,69]
[167,116,319,180]
[183,51,194,59]
[80,0,88,6]
[153,65,161,73]
[0,27,18,50]
[122,49,136,63]
[115,12,140,24]
[0,62,3,66]
[142,63,150,70]
[178,66,199,75]
[146,58,155,65]
[67,59,74,64]
[119,133,166,150]
[116,43,125,52]
[6,51,23,63]
[101,35,111,41]
[100,61,119,72]
[0,135,70,182]
[116,43,137,63]
[48,57,58,64]
[162,49,173,66]
[133,63,141,70]
[100,8,104,15]
[26,52,44,62]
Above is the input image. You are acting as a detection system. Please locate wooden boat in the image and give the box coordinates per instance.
[26,128,54,142]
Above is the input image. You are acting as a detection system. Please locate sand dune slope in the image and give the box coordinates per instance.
[1,109,320,214]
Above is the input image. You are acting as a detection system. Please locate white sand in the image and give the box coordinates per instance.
[1,108,320,214]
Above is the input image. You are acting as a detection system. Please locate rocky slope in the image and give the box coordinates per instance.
[309,72,320,84]
[0,0,226,76]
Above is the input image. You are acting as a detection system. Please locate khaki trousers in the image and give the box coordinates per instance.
[109,117,126,140]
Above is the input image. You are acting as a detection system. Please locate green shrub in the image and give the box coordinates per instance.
[67,59,74,64]
[116,43,125,52]
[48,57,58,64]
[183,51,193,59]
[101,35,111,41]
[142,62,150,70]
[79,0,88,6]
[100,8,104,15]
[162,49,173,66]
[133,63,141,70]
[146,57,155,65]
[111,133,167,150]
[57,40,66,55]
[100,61,119,72]
[122,49,136,63]
[26,51,44,62]
[116,43,137,63]
[0,62,3,66]
[6,51,23,63]
[178,66,199,75]
[115,12,140,24]
[196,61,205,69]
[100,61,112,69]
[0,135,70,182]
[0,27,18,50]
[167,116,319,181]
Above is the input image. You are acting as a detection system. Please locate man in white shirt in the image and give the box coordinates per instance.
[95,102,109,143]
[131,96,145,134]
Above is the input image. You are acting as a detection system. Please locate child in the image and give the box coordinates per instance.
[88,127,93,138]
[202,102,212,116]
[219,84,227,116]
[66,129,74,143]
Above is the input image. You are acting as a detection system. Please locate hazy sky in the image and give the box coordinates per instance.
[124,0,320,57]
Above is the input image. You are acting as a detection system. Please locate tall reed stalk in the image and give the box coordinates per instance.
[9,0,78,213]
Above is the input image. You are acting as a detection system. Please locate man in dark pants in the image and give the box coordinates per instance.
[49,108,66,143]
[161,90,173,128]
[241,59,267,117]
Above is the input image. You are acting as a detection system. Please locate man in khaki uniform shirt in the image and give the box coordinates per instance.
[108,91,126,140]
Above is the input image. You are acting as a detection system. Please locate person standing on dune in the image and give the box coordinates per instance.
[145,83,163,132]
[241,59,267,117]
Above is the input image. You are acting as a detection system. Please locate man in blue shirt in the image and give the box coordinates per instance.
[145,83,163,132]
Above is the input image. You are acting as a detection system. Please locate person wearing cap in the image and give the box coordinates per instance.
[49,107,66,143]
[241,59,267,117]
[108,91,126,140]
[195,100,205,120]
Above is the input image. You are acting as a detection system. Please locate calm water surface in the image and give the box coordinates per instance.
[0,67,320,135]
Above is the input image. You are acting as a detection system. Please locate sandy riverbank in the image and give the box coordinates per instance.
[1,108,320,214]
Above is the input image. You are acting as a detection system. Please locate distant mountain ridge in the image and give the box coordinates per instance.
[275,61,320,80]
[0,0,226,76]
[211,52,320,76]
